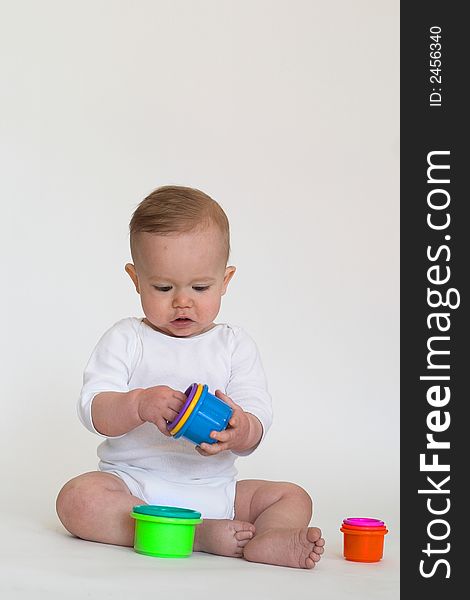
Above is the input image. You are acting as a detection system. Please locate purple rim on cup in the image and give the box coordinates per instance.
[343,518,384,528]
[167,383,198,431]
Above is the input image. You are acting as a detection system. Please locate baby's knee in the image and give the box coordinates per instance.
[56,474,101,531]
[279,482,313,512]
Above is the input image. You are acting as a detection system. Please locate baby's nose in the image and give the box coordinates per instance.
[172,293,192,308]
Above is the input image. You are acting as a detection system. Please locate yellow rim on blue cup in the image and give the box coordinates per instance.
[169,384,204,435]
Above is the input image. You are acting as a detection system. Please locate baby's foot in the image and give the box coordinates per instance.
[193,519,256,558]
[243,526,325,569]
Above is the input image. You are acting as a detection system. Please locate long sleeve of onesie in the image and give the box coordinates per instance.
[77,319,139,438]
[226,328,273,455]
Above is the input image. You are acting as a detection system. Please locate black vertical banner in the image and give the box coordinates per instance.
[401,1,466,596]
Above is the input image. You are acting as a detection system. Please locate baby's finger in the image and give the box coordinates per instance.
[210,429,232,443]
[164,408,180,422]
[198,441,218,455]
[195,445,210,456]
[168,398,185,412]
[173,391,187,404]
[215,390,239,409]
[198,441,228,455]
[157,418,172,436]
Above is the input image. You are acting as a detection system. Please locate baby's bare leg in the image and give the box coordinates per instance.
[56,472,144,546]
[234,480,325,569]
[57,472,254,555]
[193,519,255,558]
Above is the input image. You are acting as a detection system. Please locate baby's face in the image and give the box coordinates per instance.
[126,225,235,337]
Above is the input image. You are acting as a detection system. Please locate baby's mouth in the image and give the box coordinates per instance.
[171,317,193,325]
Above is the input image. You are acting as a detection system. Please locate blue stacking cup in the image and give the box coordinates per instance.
[173,384,233,445]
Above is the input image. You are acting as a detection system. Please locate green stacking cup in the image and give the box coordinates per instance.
[130,505,202,558]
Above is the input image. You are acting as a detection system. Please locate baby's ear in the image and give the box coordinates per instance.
[125,263,140,294]
[222,266,236,295]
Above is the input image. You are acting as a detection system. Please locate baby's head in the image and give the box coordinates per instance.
[126,185,236,338]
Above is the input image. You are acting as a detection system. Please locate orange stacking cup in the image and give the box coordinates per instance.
[340,518,388,562]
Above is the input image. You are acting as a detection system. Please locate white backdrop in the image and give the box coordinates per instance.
[1,0,399,544]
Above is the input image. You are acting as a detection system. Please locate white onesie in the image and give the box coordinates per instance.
[78,318,273,519]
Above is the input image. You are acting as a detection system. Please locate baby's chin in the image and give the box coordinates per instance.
[143,318,215,338]
[169,321,217,337]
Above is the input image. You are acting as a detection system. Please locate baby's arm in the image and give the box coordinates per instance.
[92,386,186,437]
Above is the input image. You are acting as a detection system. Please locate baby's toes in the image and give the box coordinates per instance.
[237,537,253,551]
[305,555,317,569]
[235,531,253,548]
[235,531,253,542]
[310,550,322,562]
[235,529,255,542]
[306,527,322,544]
[233,520,255,537]
[314,544,324,555]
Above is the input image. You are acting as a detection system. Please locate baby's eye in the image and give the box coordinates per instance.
[153,286,172,292]
[193,286,209,292]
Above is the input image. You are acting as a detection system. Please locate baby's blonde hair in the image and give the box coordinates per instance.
[129,185,230,264]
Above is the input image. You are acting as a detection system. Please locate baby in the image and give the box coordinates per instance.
[56,185,325,569]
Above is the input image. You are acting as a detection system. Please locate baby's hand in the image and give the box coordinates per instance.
[136,385,186,437]
[195,391,255,456]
